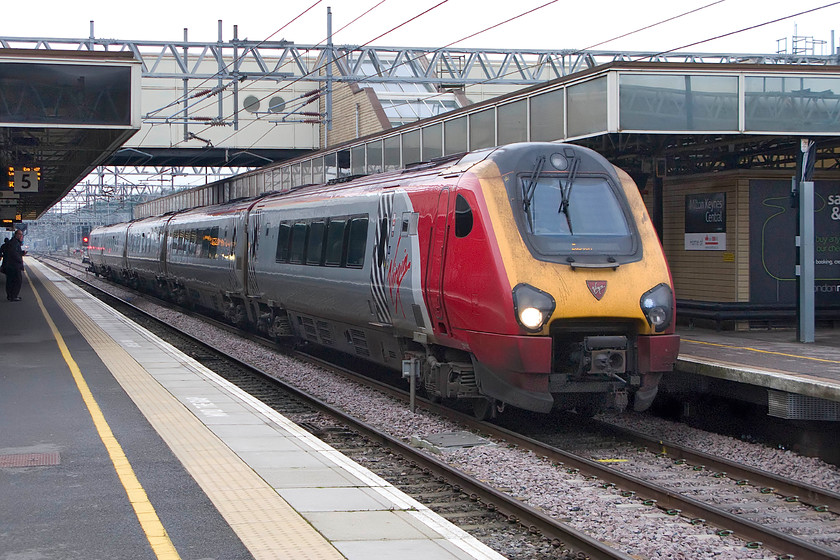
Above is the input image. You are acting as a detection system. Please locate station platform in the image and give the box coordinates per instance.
[0,259,506,560]
[675,324,840,407]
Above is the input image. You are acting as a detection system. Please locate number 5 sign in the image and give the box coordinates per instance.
[14,169,39,193]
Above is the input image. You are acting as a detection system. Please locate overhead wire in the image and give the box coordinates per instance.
[581,0,726,51]
[642,1,840,59]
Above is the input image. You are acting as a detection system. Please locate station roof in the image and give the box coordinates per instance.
[0,49,140,223]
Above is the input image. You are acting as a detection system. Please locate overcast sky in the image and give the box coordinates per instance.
[2,0,840,55]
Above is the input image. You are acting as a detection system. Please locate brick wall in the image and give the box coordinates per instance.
[320,83,391,147]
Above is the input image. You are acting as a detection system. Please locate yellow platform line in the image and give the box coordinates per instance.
[26,270,181,560]
[682,337,840,365]
[30,264,344,560]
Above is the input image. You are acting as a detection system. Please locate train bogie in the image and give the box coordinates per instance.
[89,142,680,418]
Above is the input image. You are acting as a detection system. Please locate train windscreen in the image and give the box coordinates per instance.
[521,176,635,258]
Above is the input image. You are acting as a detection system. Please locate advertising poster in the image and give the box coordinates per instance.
[749,179,840,305]
[685,192,726,250]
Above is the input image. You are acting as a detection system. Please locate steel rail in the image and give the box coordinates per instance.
[473,423,840,560]
[592,419,840,513]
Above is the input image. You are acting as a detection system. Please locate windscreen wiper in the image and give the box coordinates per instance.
[523,155,546,230]
[558,156,579,232]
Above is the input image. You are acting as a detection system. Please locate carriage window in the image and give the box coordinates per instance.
[289,223,308,264]
[346,217,368,268]
[325,219,346,266]
[208,226,219,259]
[306,221,326,265]
[200,228,212,258]
[454,194,473,238]
[275,223,291,262]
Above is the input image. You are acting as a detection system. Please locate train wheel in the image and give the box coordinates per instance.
[472,398,496,420]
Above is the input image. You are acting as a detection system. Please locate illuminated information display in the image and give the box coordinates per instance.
[7,166,40,193]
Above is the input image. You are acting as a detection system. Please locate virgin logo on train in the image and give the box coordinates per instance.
[586,280,607,300]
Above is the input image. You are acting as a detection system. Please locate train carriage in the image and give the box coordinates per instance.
[463,144,679,415]
[90,142,680,418]
[161,201,251,318]
[123,215,170,292]
[88,222,129,280]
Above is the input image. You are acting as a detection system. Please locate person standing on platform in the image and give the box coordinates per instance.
[0,236,9,285]
[2,229,26,301]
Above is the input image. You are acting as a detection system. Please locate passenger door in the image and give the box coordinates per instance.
[246,210,261,296]
[232,210,248,293]
[424,188,451,335]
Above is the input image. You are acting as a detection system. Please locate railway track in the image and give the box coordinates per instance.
[299,350,840,560]
[41,254,840,559]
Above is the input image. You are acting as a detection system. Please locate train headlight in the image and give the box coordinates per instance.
[513,283,556,332]
[640,284,674,333]
[549,152,569,171]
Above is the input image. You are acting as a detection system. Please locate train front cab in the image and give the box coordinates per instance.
[435,143,680,416]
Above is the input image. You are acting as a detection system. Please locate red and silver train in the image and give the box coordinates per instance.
[89,142,680,418]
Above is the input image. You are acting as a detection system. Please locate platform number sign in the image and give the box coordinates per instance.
[7,166,40,193]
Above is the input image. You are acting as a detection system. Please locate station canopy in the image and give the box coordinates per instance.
[552,62,840,175]
[0,49,140,223]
